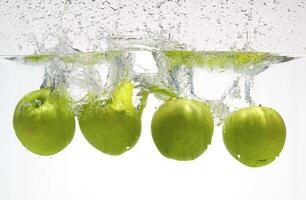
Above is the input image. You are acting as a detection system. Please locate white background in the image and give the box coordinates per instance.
[0,56,306,200]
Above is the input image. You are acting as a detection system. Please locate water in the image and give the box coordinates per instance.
[1,0,306,54]
[1,50,306,200]
[1,50,298,123]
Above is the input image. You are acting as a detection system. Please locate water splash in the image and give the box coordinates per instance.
[1,0,306,55]
[3,35,300,124]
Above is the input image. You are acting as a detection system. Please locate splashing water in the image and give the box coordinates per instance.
[2,34,299,124]
[1,0,306,55]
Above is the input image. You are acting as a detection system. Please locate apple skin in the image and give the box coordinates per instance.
[151,99,214,161]
[78,82,141,155]
[223,106,286,167]
[13,88,75,156]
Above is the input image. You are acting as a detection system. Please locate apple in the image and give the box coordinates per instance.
[223,105,286,167]
[151,99,214,161]
[78,81,141,155]
[13,88,75,156]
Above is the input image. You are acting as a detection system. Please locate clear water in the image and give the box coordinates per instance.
[1,49,306,200]
[0,50,299,123]
[1,0,306,54]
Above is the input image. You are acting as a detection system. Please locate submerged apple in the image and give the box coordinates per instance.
[151,99,214,161]
[78,81,141,155]
[13,88,75,156]
[223,105,286,167]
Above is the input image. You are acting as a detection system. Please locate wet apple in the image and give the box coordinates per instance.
[223,105,286,167]
[78,81,141,155]
[151,99,214,161]
[13,88,75,156]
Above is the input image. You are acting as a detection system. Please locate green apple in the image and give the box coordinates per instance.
[151,99,214,161]
[13,88,75,156]
[78,81,141,155]
[223,105,286,167]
